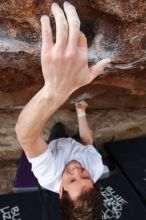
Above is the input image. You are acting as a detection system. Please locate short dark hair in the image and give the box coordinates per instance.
[60,184,102,220]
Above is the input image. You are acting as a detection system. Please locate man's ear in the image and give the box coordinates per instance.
[59,185,63,199]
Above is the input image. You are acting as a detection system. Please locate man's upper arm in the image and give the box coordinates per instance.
[20,136,48,159]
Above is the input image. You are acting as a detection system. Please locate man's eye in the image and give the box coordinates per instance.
[70,179,75,183]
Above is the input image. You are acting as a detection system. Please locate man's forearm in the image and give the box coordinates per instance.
[15,85,67,145]
[78,116,93,145]
[75,101,93,145]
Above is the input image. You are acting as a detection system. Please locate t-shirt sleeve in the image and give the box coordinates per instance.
[28,147,56,188]
[85,145,105,182]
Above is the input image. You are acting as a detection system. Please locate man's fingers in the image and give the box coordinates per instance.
[63,1,80,50]
[41,15,53,52]
[78,32,87,48]
[51,3,68,49]
[89,59,111,81]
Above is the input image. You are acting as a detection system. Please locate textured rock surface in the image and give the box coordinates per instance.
[0,0,146,193]
[0,0,146,105]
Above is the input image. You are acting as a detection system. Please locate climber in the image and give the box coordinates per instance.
[15,1,111,220]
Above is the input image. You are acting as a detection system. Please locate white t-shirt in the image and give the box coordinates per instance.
[28,137,105,194]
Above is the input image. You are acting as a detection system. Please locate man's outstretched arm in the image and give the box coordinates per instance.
[15,2,111,158]
[75,101,93,145]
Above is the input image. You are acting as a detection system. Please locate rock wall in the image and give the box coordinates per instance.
[0,0,146,193]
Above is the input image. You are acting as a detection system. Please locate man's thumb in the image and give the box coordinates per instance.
[89,58,111,81]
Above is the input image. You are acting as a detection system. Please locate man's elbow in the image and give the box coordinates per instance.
[15,122,28,145]
[15,122,21,140]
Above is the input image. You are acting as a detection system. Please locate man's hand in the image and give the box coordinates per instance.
[75,100,93,145]
[15,2,111,158]
[41,2,111,101]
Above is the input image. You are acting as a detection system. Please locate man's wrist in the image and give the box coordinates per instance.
[76,108,86,118]
[77,112,86,118]
[42,84,69,108]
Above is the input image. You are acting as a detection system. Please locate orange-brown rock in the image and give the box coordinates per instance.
[0,0,146,107]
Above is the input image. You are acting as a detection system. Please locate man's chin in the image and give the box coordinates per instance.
[63,160,83,173]
[67,160,82,165]
[65,160,82,168]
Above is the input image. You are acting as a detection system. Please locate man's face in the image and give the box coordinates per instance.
[60,160,94,201]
